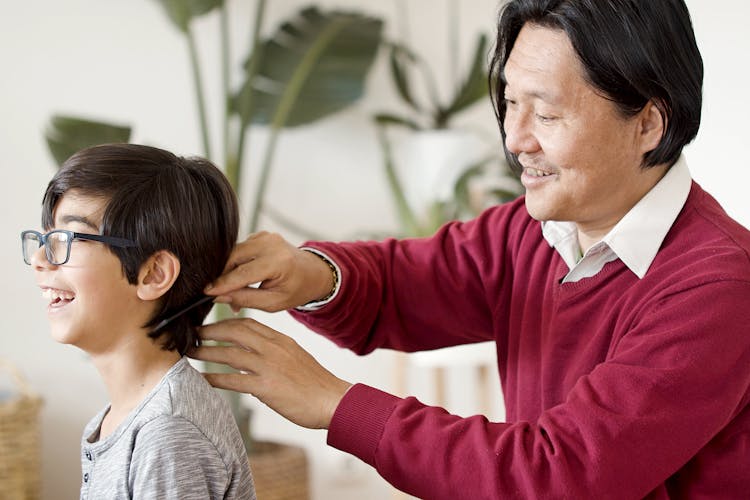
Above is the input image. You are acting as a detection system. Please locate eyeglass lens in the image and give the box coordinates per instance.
[22,231,72,265]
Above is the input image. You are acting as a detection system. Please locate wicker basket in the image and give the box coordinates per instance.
[248,441,310,500]
[0,361,43,500]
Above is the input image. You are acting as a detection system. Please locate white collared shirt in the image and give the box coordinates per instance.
[542,156,693,283]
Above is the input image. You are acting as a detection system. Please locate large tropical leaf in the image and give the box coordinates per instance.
[45,115,132,167]
[388,44,422,113]
[440,33,490,123]
[234,6,383,128]
[152,0,224,33]
[373,112,421,131]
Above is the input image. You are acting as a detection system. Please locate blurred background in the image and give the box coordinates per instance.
[1,0,747,498]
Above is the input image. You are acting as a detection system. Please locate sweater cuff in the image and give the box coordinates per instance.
[327,383,400,467]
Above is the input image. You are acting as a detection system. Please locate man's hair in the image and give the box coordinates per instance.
[42,143,239,355]
[489,0,703,171]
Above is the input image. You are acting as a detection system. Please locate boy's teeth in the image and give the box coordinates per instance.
[42,288,75,302]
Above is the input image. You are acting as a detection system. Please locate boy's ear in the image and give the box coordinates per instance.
[137,250,180,301]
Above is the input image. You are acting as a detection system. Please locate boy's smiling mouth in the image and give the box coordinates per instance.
[41,287,76,307]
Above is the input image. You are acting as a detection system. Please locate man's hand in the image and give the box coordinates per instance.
[190,317,352,430]
[205,231,335,312]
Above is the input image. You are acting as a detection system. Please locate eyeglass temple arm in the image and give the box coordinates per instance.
[74,232,137,248]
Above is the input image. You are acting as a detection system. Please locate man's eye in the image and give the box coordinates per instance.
[536,114,556,123]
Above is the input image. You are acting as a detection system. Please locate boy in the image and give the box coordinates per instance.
[22,144,256,499]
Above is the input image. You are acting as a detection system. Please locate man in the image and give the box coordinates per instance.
[192,1,750,498]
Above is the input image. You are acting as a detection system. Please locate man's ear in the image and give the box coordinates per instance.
[137,250,180,301]
[638,99,666,155]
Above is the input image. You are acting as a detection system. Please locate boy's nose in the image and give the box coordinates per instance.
[28,245,55,270]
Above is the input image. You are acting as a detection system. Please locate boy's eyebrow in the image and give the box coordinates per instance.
[57,214,100,231]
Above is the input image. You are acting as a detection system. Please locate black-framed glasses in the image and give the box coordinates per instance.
[21,229,136,266]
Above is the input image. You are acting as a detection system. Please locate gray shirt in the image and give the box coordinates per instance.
[80,357,255,500]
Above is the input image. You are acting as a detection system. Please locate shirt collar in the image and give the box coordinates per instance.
[542,156,692,279]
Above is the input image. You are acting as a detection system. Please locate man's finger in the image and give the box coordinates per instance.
[219,231,278,274]
[190,344,261,372]
[222,287,290,313]
[203,372,258,394]
[222,232,266,268]
[199,317,281,345]
[197,318,254,344]
[206,261,267,296]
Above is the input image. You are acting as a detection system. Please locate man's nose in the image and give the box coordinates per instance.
[503,108,539,156]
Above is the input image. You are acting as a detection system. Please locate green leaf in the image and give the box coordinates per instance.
[152,0,224,33]
[453,163,484,208]
[233,43,266,129]
[373,112,422,131]
[233,6,383,128]
[388,43,422,113]
[441,33,490,124]
[45,115,132,167]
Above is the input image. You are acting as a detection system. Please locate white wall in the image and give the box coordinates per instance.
[1,1,747,499]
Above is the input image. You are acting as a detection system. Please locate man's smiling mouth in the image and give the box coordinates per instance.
[524,167,555,177]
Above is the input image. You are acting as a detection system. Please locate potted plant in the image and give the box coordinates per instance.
[372,0,520,237]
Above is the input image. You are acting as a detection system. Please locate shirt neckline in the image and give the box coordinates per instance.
[83,356,187,451]
[542,156,692,281]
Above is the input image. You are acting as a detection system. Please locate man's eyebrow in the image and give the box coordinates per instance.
[501,69,561,104]
[58,214,100,231]
[526,89,560,103]
[504,85,561,105]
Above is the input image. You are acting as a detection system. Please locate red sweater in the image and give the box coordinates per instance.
[291,182,750,499]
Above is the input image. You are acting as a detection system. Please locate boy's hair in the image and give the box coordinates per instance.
[41,143,239,355]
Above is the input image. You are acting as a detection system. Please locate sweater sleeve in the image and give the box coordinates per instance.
[327,278,750,499]
[289,201,528,354]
